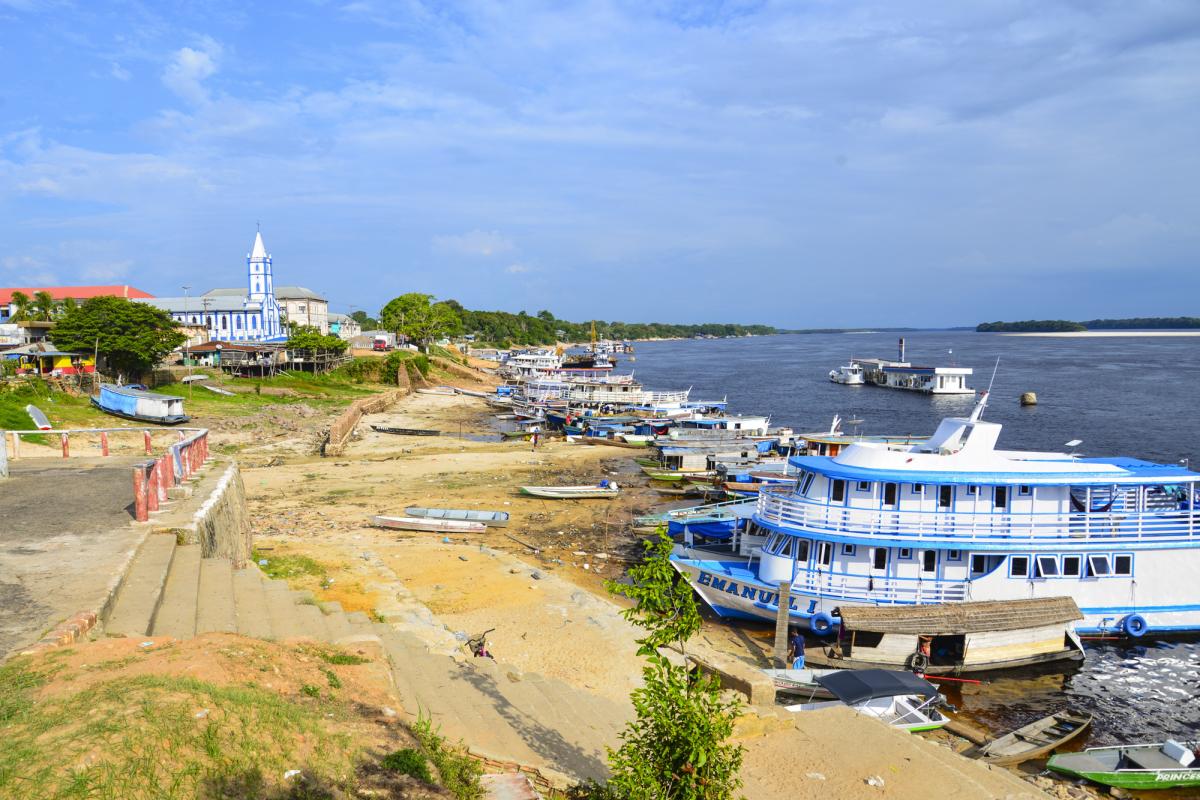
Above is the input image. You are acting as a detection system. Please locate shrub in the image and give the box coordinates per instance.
[380,748,433,783]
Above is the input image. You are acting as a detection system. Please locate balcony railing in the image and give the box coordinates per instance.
[789,567,969,605]
[756,488,1199,546]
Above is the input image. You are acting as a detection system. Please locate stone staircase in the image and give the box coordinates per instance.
[102,533,631,786]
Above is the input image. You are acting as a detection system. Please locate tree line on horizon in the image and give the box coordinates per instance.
[977,316,1200,332]
[355,294,776,348]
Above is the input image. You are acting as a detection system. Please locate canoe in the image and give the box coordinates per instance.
[416,387,456,396]
[644,468,714,482]
[455,388,490,398]
[581,437,648,449]
[520,485,620,499]
[762,667,845,699]
[25,404,51,430]
[371,425,441,436]
[370,515,486,534]
[404,507,510,528]
[1047,740,1200,790]
[970,710,1093,766]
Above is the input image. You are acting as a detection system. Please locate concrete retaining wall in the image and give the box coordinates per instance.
[192,462,252,568]
[430,356,488,383]
[324,389,406,456]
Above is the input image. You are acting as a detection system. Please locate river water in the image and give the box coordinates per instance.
[626,333,1200,751]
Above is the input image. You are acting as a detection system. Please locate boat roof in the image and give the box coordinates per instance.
[787,453,1200,485]
[815,669,939,704]
[837,597,1082,635]
[102,384,184,401]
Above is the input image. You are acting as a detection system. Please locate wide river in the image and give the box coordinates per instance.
[628,332,1200,749]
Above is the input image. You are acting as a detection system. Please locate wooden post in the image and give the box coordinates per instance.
[61,432,69,459]
[773,582,793,668]
[100,431,109,457]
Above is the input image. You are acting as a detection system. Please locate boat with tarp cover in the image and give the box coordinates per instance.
[91,383,190,425]
[784,669,949,733]
[1047,740,1200,790]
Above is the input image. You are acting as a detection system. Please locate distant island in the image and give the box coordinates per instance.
[977,317,1200,333]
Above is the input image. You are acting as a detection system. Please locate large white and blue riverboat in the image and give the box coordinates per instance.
[671,394,1200,636]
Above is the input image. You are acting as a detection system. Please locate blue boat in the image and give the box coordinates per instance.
[91,384,190,425]
[672,392,1200,636]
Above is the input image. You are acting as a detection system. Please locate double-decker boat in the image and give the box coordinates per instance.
[671,392,1200,636]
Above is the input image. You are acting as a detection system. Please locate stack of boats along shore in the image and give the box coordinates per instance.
[477,343,1200,792]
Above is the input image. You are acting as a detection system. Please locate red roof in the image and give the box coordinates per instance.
[0,285,154,304]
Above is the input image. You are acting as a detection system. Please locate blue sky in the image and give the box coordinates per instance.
[1,1,1198,327]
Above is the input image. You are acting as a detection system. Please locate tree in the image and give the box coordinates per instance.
[378,293,461,351]
[285,324,349,354]
[597,531,744,800]
[7,291,32,322]
[49,296,186,378]
[349,310,378,329]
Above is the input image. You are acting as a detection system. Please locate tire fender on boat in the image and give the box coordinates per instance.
[1122,613,1148,637]
[810,612,836,636]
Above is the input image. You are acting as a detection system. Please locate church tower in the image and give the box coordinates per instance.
[247,228,282,339]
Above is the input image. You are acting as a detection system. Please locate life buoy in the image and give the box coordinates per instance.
[810,612,835,635]
[1122,614,1148,638]
[909,652,930,673]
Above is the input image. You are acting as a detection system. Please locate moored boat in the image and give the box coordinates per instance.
[91,383,190,425]
[1047,740,1200,790]
[970,709,1092,766]
[520,483,620,499]
[370,515,487,534]
[371,425,441,436]
[783,669,949,733]
[404,507,510,528]
[762,666,845,699]
[828,362,865,385]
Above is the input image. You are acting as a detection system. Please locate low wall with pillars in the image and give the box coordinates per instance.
[131,429,210,522]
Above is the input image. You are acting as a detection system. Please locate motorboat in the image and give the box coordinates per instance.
[783,669,949,733]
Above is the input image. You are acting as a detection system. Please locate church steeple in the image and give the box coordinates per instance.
[247,229,273,301]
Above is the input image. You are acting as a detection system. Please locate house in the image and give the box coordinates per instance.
[0,285,154,323]
[329,313,361,340]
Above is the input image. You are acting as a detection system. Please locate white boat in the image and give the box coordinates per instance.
[25,404,51,430]
[784,669,949,733]
[519,483,620,499]
[671,390,1200,635]
[370,515,487,533]
[761,666,845,699]
[404,507,510,528]
[828,362,865,385]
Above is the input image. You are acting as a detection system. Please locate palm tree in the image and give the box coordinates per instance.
[29,291,57,321]
[8,291,32,322]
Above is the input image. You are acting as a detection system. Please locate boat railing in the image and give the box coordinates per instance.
[756,489,1198,545]
[790,566,968,605]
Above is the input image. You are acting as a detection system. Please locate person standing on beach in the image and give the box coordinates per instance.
[788,628,806,669]
[531,424,540,450]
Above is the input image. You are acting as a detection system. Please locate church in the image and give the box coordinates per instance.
[145,231,286,342]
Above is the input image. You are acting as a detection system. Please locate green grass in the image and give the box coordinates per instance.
[304,647,370,667]
[157,371,381,417]
[0,380,106,433]
[412,715,483,800]
[380,748,433,784]
[0,659,357,800]
[253,550,327,582]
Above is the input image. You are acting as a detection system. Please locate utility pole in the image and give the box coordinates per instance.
[183,285,192,396]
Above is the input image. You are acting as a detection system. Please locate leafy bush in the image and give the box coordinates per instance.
[380,748,433,784]
[412,715,483,800]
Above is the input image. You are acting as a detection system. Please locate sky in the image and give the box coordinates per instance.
[1,1,1198,328]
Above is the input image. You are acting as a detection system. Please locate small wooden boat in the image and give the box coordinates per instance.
[370,515,486,534]
[1047,740,1200,791]
[642,467,714,482]
[404,507,510,528]
[502,430,532,439]
[762,667,844,699]
[25,404,51,430]
[520,483,620,499]
[455,388,490,398]
[371,425,441,436]
[416,387,456,396]
[581,437,648,449]
[200,384,236,396]
[91,384,190,425]
[969,710,1093,766]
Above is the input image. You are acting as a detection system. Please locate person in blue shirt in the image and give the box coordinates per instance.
[788,628,806,669]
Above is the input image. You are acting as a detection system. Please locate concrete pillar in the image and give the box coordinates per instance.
[100,432,109,457]
[133,466,148,521]
[146,466,159,513]
[11,431,20,459]
[144,430,152,455]
[0,433,8,479]
[61,433,69,459]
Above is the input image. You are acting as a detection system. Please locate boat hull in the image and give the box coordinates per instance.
[370,515,486,533]
[404,507,510,528]
[90,397,191,426]
[520,486,620,499]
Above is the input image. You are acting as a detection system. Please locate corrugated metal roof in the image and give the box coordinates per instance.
[0,285,153,303]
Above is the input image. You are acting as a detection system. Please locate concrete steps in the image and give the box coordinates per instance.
[150,543,201,638]
[105,534,178,637]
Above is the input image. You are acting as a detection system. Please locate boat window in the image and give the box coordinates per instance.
[801,472,815,495]
[938,485,952,508]
[1018,485,1033,496]
[971,554,986,574]
[1114,554,1133,576]
[921,550,936,573]
[872,548,888,570]
[1035,555,1060,578]
[911,484,925,495]
[831,479,846,502]
[1010,555,1029,577]
[1062,555,1081,576]
[818,542,833,566]
[947,549,962,561]
[994,486,1008,509]
[965,485,978,496]
[765,533,781,553]
[779,537,795,559]
[1086,555,1111,577]
[856,481,871,492]
[899,548,912,559]
[841,543,856,556]
[795,539,810,562]
[883,483,898,506]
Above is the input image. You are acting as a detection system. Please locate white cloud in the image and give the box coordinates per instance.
[110,62,131,81]
[163,38,221,104]
[505,263,533,274]
[16,176,60,194]
[432,230,515,257]
[81,260,133,281]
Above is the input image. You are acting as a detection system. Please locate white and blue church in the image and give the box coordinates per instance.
[146,230,286,343]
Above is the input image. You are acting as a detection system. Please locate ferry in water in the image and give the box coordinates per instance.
[671,392,1200,636]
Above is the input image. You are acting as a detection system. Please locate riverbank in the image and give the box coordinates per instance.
[1000,330,1200,337]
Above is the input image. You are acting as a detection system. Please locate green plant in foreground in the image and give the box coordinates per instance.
[380,748,433,784]
[597,530,744,800]
[301,684,321,698]
[411,714,483,800]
